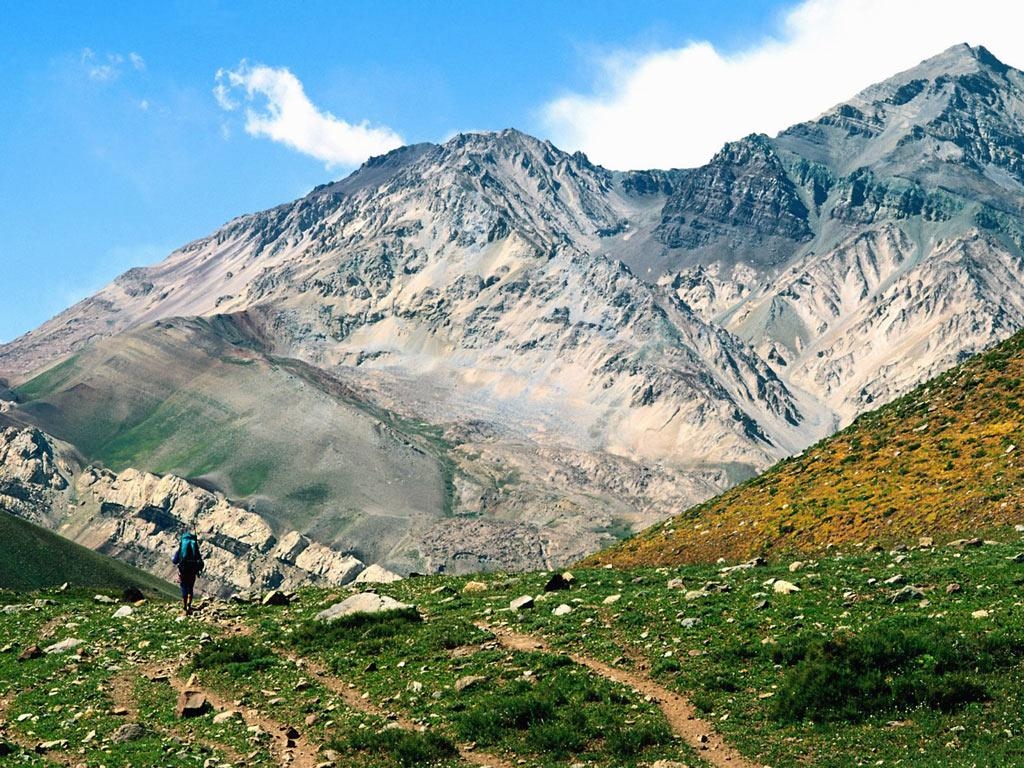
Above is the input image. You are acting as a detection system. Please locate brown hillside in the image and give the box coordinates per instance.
[588,329,1024,567]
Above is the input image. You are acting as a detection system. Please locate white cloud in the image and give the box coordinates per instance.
[81,48,146,82]
[214,61,404,168]
[541,0,1024,170]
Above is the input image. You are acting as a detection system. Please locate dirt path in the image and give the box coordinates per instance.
[281,650,518,768]
[479,622,764,768]
[112,661,320,768]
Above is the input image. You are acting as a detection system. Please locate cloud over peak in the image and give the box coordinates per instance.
[540,0,1024,170]
[215,61,404,169]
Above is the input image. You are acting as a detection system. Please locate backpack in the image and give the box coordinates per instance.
[179,533,203,571]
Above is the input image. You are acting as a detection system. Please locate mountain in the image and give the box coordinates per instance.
[1,43,1023,576]
[587,325,1024,567]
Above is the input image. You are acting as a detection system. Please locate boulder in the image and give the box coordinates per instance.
[543,573,572,592]
[354,564,404,584]
[112,605,134,619]
[176,690,209,718]
[602,594,622,605]
[891,586,925,604]
[552,604,573,616]
[315,593,415,622]
[462,581,488,593]
[262,590,291,607]
[509,595,535,611]
[455,675,487,692]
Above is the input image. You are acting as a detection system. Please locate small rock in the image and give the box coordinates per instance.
[35,740,67,753]
[680,617,701,629]
[773,580,801,595]
[304,713,318,726]
[603,594,622,605]
[111,723,145,742]
[462,580,488,593]
[919,536,934,548]
[891,586,925,604]
[972,609,990,619]
[44,638,84,654]
[1008,553,1024,563]
[176,690,209,718]
[884,574,905,586]
[284,726,300,740]
[93,594,117,605]
[510,595,535,611]
[788,561,804,573]
[544,573,572,592]
[667,578,686,590]
[213,710,241,725]
[552,604,572,616]
[946,582,962,594]
[122,586,145,603]
[262,590,290,607]
[18,644,42,661]
[112,606,134,619]
[455,675,487,693]
[948,537,983,548]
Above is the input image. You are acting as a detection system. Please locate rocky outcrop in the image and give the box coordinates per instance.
[0,427,368,597]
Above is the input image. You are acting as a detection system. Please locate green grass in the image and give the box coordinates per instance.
[0,510,175,595]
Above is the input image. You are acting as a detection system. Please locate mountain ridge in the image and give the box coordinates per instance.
[2,43,1024,575]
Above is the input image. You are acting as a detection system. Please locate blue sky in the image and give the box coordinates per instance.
[2,0,1022,344]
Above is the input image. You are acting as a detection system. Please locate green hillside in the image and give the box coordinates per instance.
[589,328,1024,567]
[0,510,175,596]
[11,315,449,562]
[2,541,1024,766]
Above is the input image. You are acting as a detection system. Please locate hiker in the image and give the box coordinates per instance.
[172,531,205,615]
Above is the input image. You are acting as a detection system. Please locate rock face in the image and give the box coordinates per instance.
[2,45,1024,569]
[0,426,367,597]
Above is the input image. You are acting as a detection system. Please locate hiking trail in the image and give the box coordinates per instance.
[479,622,764,768]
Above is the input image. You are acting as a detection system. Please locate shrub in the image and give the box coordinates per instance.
[769,620,1020,723]
[332,728,458,767]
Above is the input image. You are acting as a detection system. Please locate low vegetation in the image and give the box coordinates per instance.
[590,328,1024,566]
[2,534,1024,766]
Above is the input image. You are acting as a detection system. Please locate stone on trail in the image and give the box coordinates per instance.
[316,593,415,622]
[509,595,535,611]
[354,564,404,584]
[35,740,67,753]
[176,690,209,718]
[44,638,83,654]
[213,710,241,725]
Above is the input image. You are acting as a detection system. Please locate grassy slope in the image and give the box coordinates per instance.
[588,328,1024,567]
[3,540,1024,767]
[10,317,449,561]
[0,510,175,596]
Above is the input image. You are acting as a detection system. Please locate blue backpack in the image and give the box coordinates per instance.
[179,533,203,570]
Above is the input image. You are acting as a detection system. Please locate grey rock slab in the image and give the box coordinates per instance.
[509,595,535,611]
[44,638,83,654]
[316,593,414,622]
[353,564,404,584]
